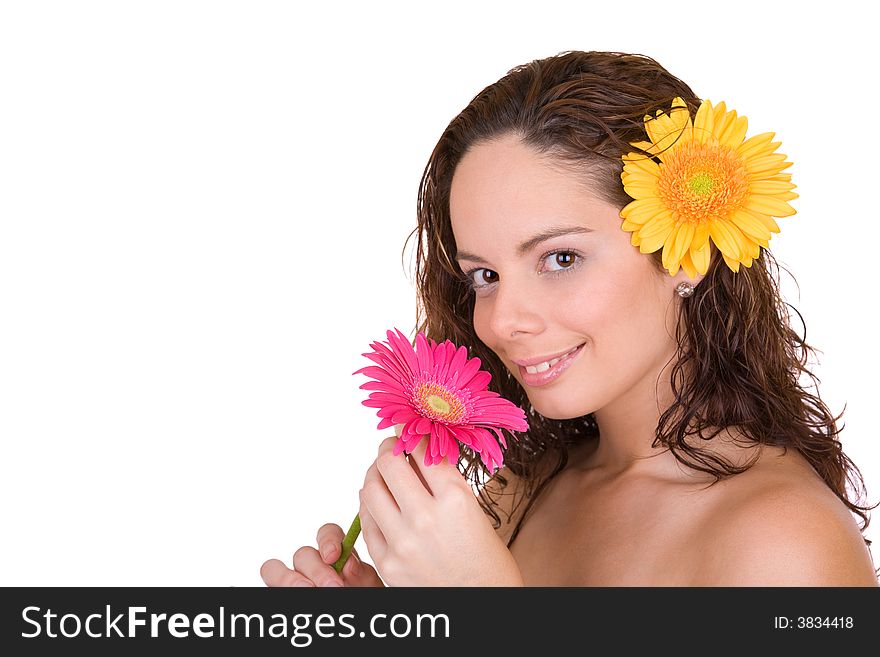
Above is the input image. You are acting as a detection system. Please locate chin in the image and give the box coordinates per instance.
[527,396,593,421]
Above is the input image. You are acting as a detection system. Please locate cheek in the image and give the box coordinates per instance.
[570,264,669,347]
[471,300,493,346]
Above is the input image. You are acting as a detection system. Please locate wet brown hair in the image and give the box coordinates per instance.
[404,50,874,551]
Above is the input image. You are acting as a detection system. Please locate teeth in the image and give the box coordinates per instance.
[523,346,579,375]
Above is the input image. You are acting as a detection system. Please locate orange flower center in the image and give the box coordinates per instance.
[412,381,467,424]
[658,141,749,224]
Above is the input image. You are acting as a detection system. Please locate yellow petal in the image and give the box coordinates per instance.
[745,150,790,170]
[621,168,657,185]
[748,239,761,259]
[622,153,662,177]
[630,139,663,157]
[620,196,668,219]
[662,240,681,275]
[748,163,794,180]
[722,253,742,272]
[693,100,715,144]
[730,209,771,246]
[637,222,675,253]
[719,114,749,149]
[690,223,709,251]
[690,238,712,275]
[745,195,797,217]
[665,223,695,273]
[749,180,797,194]
[744,208,781,234]
[709,218,745,260]
[680,251,697,279]
[737,131,776,159]
[637,214,676,239]
[644,102,691,155]
[623,181,659,198]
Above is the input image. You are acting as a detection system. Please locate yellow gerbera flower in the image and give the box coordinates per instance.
[619,97,798,277]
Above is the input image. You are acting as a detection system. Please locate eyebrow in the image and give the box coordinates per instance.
[454,225,595,265]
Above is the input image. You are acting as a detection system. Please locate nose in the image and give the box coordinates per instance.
[485,276,544,339]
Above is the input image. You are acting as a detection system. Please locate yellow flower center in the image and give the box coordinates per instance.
[687,172,714,195]
[427,394,451,414]
[412,382,467,424]
[659,141,749,224]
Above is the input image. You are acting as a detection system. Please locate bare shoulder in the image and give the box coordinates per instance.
[692,449,878,586]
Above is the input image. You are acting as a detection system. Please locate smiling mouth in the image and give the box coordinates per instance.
[521,344,582,373]
[515,343,585,387]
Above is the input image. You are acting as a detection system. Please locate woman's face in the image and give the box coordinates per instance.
[449,134,692,420]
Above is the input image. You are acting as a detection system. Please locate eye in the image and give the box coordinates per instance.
[462,250,582,293]
[466,268,499,288]
[540,251,580,273]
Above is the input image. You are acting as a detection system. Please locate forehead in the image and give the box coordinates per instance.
[449,135,618,247]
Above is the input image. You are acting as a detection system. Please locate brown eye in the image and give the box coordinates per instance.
[469,268,498,287]
[541,251,580,273]
[555,253,575,268]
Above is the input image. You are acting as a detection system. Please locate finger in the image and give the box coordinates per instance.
[357,496,387,564]
[361,460,404,538]
[291,546,344,587]
[260,559,315,588]
[407,434,467,494]
[340,548,385,587]
[315,523,346,564]
[375,436,433,512]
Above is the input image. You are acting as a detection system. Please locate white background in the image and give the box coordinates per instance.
[1,1,877,586]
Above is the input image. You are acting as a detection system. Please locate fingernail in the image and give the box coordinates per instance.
[319,544,331,561]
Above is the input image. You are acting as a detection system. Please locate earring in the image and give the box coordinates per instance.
[675,281,695,298]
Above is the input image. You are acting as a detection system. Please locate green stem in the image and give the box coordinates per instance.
[332,513,361,574]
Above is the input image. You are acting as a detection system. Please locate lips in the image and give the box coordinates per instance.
[515,343,585,387]
[512,344,583,368]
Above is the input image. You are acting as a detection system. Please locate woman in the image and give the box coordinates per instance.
[262,50,877,586]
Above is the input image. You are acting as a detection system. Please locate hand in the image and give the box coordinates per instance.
[260,523,385,587]
[358,435,524,586]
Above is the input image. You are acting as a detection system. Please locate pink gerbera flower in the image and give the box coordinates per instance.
[355,328,529,472]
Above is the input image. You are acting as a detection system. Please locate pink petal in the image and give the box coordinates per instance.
[403,419,423,435]
[366,391,412,405]
[377,417,396,430]
[431,341,451,381]
[480,431,504,470]
[387,328,420,375]
[430,429,442,459]
[359,380,408,394]
[415,332,433,373]
[446,424,477,449]
[376,403,413,418]
[361,350,411,383]
[451,356,483,389]
[414,417,433,435]
[486,425,509,449]
[401,431,424,452]
[370,337,415,379]
[391,409,419,424]
[354,365,409,389]
[449,344,469,380]
[463,370,491,391]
